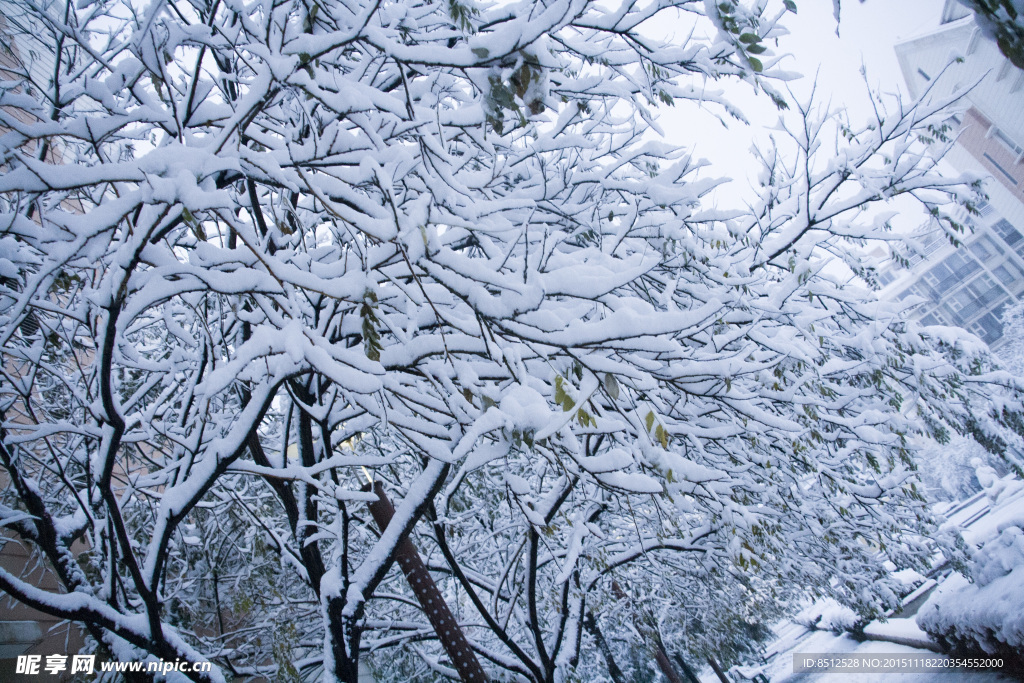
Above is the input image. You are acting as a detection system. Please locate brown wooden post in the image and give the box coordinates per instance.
[365,481,489,683]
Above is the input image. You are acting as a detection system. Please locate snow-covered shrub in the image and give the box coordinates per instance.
[917,521,1024,666]
[794,599,859,632]
[912,434,988,501]
[972,524,1024,586]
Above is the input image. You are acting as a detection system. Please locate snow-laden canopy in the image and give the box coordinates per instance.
[1,0,1022,680]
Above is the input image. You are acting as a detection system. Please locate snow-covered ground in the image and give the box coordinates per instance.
[708,466,1024,683]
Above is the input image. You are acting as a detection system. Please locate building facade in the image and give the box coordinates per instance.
[0,8,84,679]
[881,0,1024,352]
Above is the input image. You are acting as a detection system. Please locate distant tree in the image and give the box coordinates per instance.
[1,0,1023,681]
[999,301,1024,374]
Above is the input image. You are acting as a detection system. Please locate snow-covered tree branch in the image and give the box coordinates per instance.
[1,0,1023,680]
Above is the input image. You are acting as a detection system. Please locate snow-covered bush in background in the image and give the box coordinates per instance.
[794,599,860,632]
[918,461,1024,666]
[917,521,1024,665]
[997,301,1024,376]
[911,434,990,501]
[971,523,1024,586]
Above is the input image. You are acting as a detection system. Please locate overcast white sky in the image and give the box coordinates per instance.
[653,0,950,225]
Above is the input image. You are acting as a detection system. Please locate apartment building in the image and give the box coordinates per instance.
[880,0,1024,352]
[0,7,85,678]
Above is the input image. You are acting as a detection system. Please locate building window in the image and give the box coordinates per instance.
[940,302,962,323]
[941,252,981,287]
[994,219,1024,251]
[983,153,1020,185]
[991,127,1024,157]
[905,231,945,267]
[967,273,1004,307]
[994,262,1024,287]
[899,284,927,303]
[969,235,1002,262]
[970,312,1003,344]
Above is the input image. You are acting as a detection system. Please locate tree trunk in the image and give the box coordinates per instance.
[584,611,626,683]
[609,581,685,683]
[706,654,730,683]
[653,635,685,683]
[326,596,361,683]
[673,653,703,683]
[366,482,489,682]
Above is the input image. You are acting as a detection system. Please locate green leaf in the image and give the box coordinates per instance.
[783,0,797,12]
[554,376,569,407]
[738,33,760,44]
[645,411,655,433]
[471,47,489,59]
[748,57,763,72]
[655,424,668,449]
[746,43,767,54]
[603,373,620,400]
